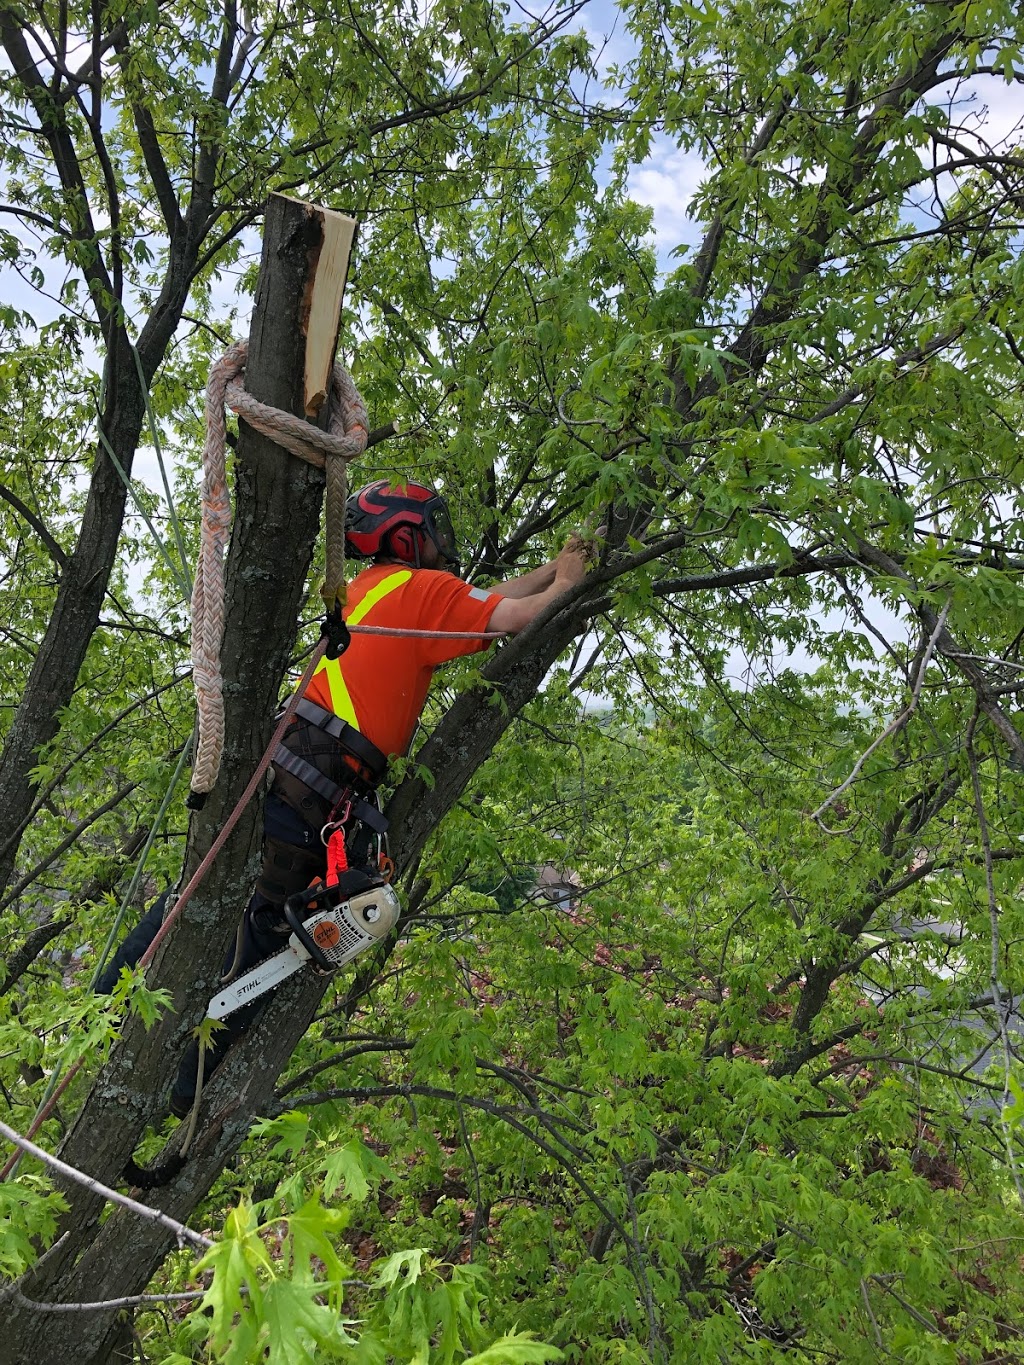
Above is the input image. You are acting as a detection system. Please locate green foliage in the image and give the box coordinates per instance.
[3,0,1024,1357]
[172,1192,561,1364]
[0,1177,67,1278]
[192,1197,355,1363]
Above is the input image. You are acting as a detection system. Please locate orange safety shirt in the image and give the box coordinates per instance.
[304,563,500,761]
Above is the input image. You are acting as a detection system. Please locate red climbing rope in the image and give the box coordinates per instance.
[348,624,506,639]
[139,641,327,971]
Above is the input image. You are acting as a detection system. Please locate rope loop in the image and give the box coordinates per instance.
[190,342,367,802]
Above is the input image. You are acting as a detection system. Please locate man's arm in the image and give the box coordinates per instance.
[487,560,557,600]
[488,539,591,635]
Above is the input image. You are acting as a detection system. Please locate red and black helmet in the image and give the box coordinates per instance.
[345,479,460,570]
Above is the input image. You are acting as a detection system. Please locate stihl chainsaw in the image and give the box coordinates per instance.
[207,873,401,1021]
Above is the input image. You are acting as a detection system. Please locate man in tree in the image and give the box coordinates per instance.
[101,479,592,1113]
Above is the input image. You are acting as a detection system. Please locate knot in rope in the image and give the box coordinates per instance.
[190,341,367,804]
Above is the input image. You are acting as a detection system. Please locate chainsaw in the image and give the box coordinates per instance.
[207,874,401,1021]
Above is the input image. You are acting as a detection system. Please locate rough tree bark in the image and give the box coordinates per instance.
[0,2,242,901]
[0,329,154,899]
[0,193,348,1365]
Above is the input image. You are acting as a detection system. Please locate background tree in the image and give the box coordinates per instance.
[2,0,1024,1358]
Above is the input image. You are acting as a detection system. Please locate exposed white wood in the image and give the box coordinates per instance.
[301,202,357,417]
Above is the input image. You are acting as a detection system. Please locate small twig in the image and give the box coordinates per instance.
[455,1101,486,1255]
[944,652,1024,672]
[860,1278,884,1352]
[0,1062,84,1182]
[0,1284,206,1314]
[556,384,617,428]
[0,1118,214,1250]
[614,1151,665,1363]
[810,601,949,823]
[868,1274,941,1333]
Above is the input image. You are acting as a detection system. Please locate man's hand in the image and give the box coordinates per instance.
[489,529,596,635]
[561,530,602,571]
[554,535,592,587]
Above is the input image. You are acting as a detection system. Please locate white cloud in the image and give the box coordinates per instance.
[931,70,1024,151]
[628,138,708,263]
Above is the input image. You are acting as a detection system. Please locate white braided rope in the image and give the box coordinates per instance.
[190,341,368,800]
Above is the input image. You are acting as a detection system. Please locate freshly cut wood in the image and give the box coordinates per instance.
[295,198,357,419]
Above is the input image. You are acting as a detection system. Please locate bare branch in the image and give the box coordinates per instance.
[0,1117,214,1250]
[0,1284,205,1314]
[808,326,966,424]
[0,482,67,569]
[810,601,950,824]
[967,724,1024,1200]
[858,542,1024,764]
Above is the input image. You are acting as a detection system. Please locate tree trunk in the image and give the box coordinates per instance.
[2,195,602,1364]
[0,329,146,899]
[0,254,204,902]
[0,195,341,1365]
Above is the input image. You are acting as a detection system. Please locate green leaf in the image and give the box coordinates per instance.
[251,1111,311,1160]
[462,1335,564,1364]
[321,1137,372,1202]
[261,1278,357,1364]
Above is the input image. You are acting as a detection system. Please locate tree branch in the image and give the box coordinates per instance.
[0,1118,213,1249]
[0,777,141,914]
[0,1284,205,1314]
[810,601,950,823]
[0,11,116,327]
[111,32,183,239]
[0,482,67,569]
[858,541,1024,764]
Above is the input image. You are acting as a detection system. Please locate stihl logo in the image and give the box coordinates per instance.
[311,919,341,950]
[237,977,263,997]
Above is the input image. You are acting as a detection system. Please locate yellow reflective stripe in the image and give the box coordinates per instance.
[312,570,413,731]
[346,570,412,625]
[313,657,359,729]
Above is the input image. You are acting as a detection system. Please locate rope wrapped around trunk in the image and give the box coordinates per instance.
[190,340,367,802]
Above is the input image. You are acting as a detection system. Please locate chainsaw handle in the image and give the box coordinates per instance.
[283,884,337,970]
[283,870,385,971]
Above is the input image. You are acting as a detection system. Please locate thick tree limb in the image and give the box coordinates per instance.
[0,12,116,326]
[0,483,67,569]
[684,22,963,413]
[111,33,183,239]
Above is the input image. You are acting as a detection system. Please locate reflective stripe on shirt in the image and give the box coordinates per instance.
[312,570,413,730]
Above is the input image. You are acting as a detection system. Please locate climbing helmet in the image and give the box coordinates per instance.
[345,479,459,570]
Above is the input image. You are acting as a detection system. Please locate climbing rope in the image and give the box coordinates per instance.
[191,341,368,803]
[0,648,327,1186]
